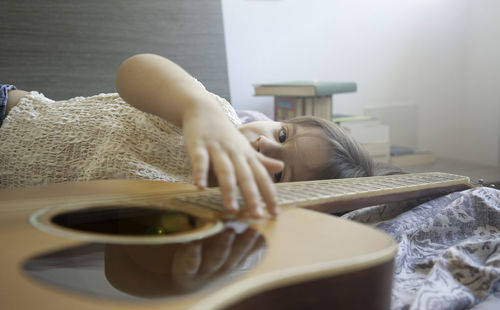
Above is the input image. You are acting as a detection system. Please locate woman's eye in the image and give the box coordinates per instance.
[274,171,282,182]
[278,127,287,143]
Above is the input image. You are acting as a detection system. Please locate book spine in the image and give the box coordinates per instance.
[274,97,304,121]
[274,96,333,120]
[304,98,313,116]
[314,82,357,96]
[311,96,332,120]
[255,82,357,96]
[297,98,304,116]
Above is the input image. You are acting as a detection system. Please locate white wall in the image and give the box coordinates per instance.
[460,0,500,166]
[221,0,500,166]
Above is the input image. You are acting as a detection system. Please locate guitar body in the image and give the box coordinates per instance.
[0,179,397,310]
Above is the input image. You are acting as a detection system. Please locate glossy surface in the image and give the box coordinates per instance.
[0,179,397,310]
[24,222,265,300]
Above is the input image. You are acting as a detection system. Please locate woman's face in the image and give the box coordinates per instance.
[238,121,331,182]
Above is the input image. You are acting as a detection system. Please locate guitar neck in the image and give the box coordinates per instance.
[1,172,471,220]
[172,172,472,215]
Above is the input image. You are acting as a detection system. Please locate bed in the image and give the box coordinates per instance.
[2,1,499,309]
[342,186,500,309]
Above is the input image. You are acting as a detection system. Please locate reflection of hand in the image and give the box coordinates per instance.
[183,104,283,218]
[171,227,263,291]
[104,226,265,297]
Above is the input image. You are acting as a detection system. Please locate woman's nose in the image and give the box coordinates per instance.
[257,136,282,160]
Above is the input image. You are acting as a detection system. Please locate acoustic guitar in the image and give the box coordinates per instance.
[0,172,471,310]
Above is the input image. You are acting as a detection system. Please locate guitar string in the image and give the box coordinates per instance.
[0,172,469,214]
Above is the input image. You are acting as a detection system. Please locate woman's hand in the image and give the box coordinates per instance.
[116,54,282,217]
[182,101,283,218]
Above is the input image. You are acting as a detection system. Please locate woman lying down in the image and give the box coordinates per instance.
[0,53,373,218]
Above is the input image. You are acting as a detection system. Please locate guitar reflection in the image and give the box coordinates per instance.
[104,225,266,298]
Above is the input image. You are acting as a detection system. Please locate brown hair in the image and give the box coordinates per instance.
[284,116,374,179]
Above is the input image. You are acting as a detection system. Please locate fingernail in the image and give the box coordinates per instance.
[196,176,207,188]
[228,199,238,212]
[253,207,263,219]
[273,206,280,216]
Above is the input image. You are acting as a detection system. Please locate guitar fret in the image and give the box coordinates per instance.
[171,190,225,212]
[272,172,470,207]
[145,172,470,214]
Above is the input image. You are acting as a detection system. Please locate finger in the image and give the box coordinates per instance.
[223,228,261,271]
[229,153,264,218]
[248,233,266,256]
[257,152,284,175]
[208,144,239,212]
[249,156,279,216]
[187,144,210,188]
[200,229,235,276]
[171,242,202,290]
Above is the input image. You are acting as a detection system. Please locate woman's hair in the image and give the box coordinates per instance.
[284,116,374,179]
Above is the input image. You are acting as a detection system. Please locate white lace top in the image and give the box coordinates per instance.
[0,90,240,189]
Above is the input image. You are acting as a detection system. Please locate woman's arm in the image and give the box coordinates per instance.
[115,54,283,218]
[115,54,208,128]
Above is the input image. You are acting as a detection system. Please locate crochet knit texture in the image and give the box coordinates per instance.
[0,90,240,189]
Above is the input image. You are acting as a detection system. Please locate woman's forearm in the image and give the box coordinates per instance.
[115,53,218,127]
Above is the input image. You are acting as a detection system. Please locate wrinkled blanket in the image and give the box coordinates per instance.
[342,187,500,310]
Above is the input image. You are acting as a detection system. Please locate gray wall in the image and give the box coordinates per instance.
[1,0,230,101]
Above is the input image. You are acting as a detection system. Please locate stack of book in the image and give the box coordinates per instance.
[272,96,333,120]
[333,115,390,163]
[254,81,357,121]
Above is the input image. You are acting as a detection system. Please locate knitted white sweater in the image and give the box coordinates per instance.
[0,90,240,189]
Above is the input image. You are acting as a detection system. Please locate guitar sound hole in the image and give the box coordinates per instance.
[51,207,202,236]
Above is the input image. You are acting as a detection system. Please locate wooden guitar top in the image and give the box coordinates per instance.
[0,179,398,309]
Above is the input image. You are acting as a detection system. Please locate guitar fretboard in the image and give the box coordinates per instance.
[171,172,471,214]
[2,172,471,218]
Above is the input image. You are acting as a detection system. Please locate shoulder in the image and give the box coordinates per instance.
[2,90,53,120]
[2,88,29,116]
